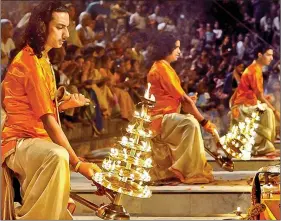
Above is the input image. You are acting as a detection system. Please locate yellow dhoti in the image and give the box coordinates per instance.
[150,113,214,184]
[3,138,72,220]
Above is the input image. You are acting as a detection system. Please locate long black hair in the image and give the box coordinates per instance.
[149,32,179,62]
[23,1,69,58]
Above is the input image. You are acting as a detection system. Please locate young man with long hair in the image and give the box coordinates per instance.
[1,1,101,219]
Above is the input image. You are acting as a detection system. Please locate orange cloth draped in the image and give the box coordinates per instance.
[232,62,263,106]
[147,60,185,133]
[1,46,57,163]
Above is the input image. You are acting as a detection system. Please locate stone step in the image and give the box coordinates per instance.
[71,143,280,171]
[70,171,253,217]
[204,137,280,150]
[207,155,280,171]
[74,215,243,220]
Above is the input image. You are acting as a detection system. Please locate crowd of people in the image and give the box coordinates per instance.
[1,1,280,219]
[1,0,280,136]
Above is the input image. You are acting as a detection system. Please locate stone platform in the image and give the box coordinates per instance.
[207,154,280,171]
[65,120,279,219]
[74,215,243,220]
[70,171,253,218]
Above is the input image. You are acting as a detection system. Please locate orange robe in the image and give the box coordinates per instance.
[1,46,57,163]
[231,62,263,107]
[230,62,276,155]
[147,60,213,184]
[147,60,185,133]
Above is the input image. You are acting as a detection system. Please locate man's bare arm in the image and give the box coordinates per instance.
[41,114,79,166]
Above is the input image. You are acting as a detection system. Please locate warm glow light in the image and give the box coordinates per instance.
[150,94,156,102]
[93,87,154,199]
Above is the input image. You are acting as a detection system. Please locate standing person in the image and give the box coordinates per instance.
[147,32,216,184]
[1,1,101,219]
[230,44,280,156]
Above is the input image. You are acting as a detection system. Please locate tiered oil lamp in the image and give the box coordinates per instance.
[92,84,156,219]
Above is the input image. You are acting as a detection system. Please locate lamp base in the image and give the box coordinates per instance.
[96,203,130,220]
[205,147,234,172]
[217,155,234,172]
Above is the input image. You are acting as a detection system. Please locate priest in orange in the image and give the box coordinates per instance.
[1,1,101,220]
[147,32,216,184]
[230,45,280,156]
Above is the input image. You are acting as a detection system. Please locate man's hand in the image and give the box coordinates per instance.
[78,162,102,180]
[59,93,91,111]
[203,120,217,136]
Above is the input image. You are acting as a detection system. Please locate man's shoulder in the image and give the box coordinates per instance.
[247,62,259,72]
[9,46,38,71]
[148,62,166,76]
[16,46,37,61]
[148,63,158,74]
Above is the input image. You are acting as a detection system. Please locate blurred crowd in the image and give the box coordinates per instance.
[1,0,280,136]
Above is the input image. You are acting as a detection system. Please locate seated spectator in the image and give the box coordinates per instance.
[148,5,165,26]
[223,59,245,104]
[157,17,177,33]
[76,12,103,47]
[111,59,135,121]
[236,33,245,60]
[196,22,206,40]
[260,12,273,44]
[1,19,15,69]
[129,4,147,31]
[219,35,232,59]
[82,55,114,119]
[65,3,83,48]
[213,21,223,47]
[205,23,214,48]
[110,2,132,35]
[272,8,280,47]
[86,0,111,32]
